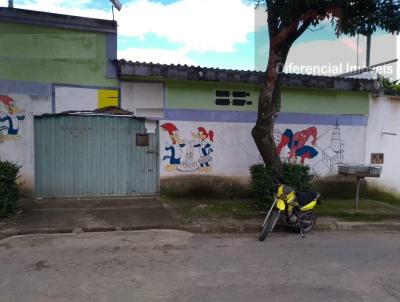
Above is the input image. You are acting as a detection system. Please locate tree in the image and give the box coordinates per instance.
[252,0,400,172]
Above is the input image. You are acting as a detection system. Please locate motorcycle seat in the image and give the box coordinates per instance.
[295,191,319,206]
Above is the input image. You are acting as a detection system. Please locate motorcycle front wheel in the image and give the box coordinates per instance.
[299,211,316,234]
[258,210,280,241]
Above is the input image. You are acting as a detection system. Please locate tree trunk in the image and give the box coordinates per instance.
[252,46,288,173]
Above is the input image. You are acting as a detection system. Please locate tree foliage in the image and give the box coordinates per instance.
[252,0,400,172]
[0,160,21,217]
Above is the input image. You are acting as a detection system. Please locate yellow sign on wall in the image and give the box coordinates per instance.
[98,89,119,109]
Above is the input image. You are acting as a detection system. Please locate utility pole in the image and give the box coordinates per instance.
[366,35,372,67]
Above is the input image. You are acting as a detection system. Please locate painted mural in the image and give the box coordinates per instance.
[0,95,25,143]
[275,126,318,165]
[274,121,345,176]
[161,123,214,173]
[312,120,344,176]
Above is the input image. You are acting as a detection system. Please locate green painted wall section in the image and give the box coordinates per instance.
[167,81,259,112]
[282,89,369,115]
[166,81,369,115]
[0,22,118,87]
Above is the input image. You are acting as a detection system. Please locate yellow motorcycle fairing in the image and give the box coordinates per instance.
[300,199,317,211]
[276,184,296,211]
[276,198,286,211]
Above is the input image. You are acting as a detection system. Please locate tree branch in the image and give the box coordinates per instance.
[287,19,313,44]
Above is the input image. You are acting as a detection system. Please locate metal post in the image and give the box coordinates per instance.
[366,35,371,67]
[8,0,14,8]
[355,177,362,209]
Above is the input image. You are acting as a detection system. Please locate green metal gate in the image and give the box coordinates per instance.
[34,115,159,198]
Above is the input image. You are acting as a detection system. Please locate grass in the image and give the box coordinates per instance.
[316,198,400,222]
[163,196,400,223]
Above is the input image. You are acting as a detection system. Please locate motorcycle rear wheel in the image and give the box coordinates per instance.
[259,210,280,241]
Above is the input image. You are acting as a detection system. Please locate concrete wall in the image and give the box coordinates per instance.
[159,120,367,178]
[0,91,52,195]
[121,82,164,118]
[55,86,119,113]
[365,95,400,195]
[159,81,370,181]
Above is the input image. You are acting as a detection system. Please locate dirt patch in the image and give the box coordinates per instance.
[32,261,50,271]
[161,176,252,199]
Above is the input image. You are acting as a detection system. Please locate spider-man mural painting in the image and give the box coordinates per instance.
[276,126,318,165]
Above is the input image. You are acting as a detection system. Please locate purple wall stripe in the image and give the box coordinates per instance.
[163,109,368,126]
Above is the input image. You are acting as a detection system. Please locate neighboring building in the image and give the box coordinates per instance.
[1,8,398,198]
[0,8,158,197]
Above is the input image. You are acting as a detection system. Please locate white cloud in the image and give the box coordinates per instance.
[118,47,196,66]
[285,34,397,79]
[8,0,255,55]
[115,0,254,53]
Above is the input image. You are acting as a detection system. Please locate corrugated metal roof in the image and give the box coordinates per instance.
[117,60,379,92]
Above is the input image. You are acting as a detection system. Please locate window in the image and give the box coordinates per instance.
[215,90,252,107]
[216,90,230,97]
[232,91,250,98]
[232,99,246,106]
[215,99,231,106]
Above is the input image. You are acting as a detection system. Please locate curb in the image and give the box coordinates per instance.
[178,218,400,234]
[0,224,180,241]
[1,219,399,240]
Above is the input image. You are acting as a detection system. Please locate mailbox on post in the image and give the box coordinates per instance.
[338,164,382,209]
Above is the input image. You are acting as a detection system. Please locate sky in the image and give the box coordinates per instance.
[1,0,399,79]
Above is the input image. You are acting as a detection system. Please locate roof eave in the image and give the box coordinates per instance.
[0,7,117,34]
[117,60,379,92]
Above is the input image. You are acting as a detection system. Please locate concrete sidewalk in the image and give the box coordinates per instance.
[0,197,179,240]
[1,197,400,240]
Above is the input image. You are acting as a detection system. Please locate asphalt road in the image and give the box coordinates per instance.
[0,230,399,302]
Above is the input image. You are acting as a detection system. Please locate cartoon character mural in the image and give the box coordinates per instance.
[192,127,214,173]
[161,123,215,173]
[0,95,25,143]
[161,123,186,172]
[275,126,318,165]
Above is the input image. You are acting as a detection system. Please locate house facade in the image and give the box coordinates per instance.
[1,8,398,198]
[116,61,400,196]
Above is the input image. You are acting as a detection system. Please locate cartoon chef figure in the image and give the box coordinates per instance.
[161,123,186,172]
[192,127,214,173]
[0,95,25,142]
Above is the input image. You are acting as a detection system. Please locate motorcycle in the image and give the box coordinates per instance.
[259,184,322,241]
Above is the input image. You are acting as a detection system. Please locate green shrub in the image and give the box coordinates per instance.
[249,164,279,210]
[281,163,314,191]
[0,160,21,217]
[250,163,314,210]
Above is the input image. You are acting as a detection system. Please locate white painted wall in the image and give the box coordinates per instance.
[159,120,367,178]
[0,93,52,195]
[55,86,98,113]
[365,95,400,195]
[121,82,164,118]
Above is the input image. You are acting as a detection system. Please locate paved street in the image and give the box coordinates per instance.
[0,230,399,302]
